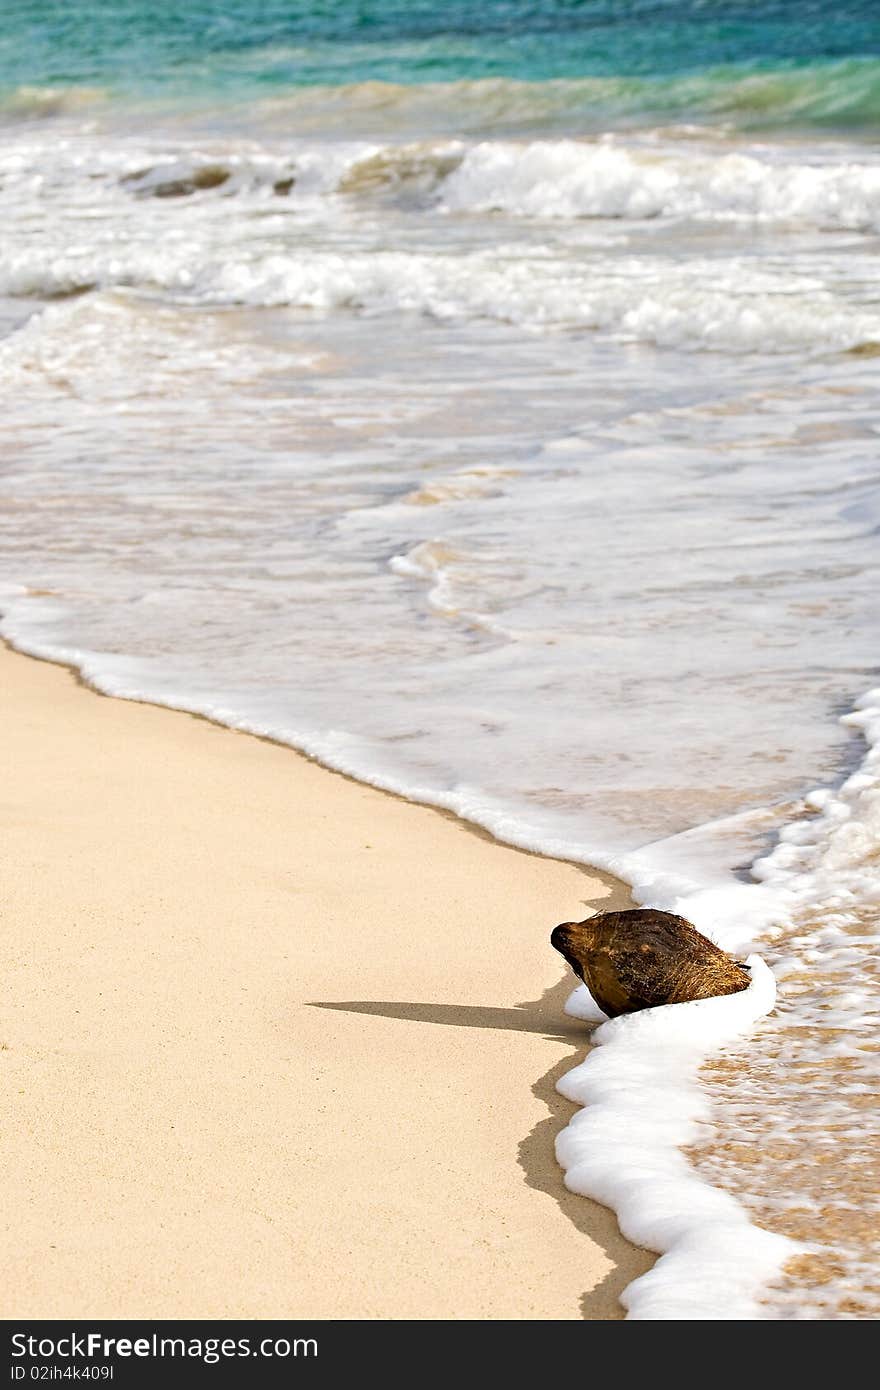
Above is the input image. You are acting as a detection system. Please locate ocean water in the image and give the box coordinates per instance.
[2,1,879,1319]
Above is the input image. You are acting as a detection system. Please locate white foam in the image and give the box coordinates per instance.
[440,139,880,231]
[557,957,799,1318]
[753,686,880,911]
[1,129,879,354]
[1,248,876,356]
[195,251,880,354]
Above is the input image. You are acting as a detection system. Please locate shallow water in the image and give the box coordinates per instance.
[1,1,878,1319]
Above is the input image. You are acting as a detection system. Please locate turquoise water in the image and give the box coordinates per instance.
[2,0,880,130]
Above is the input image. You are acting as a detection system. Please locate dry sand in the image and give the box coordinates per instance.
[1,643,653,1319]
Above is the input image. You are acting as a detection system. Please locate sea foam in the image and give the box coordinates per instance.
[3,128,880,356]
[439,139,880,230]
[1,250,877,357]
[557,957,799,1319]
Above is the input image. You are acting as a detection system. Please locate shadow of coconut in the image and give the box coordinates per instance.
[311,973,654,1318]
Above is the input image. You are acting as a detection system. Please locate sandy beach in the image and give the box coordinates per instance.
[1,643,653,1320]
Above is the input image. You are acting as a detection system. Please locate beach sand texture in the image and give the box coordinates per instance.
[1,644,653,1319]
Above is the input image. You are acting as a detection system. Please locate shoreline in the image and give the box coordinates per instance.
[1,642,654,1319]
